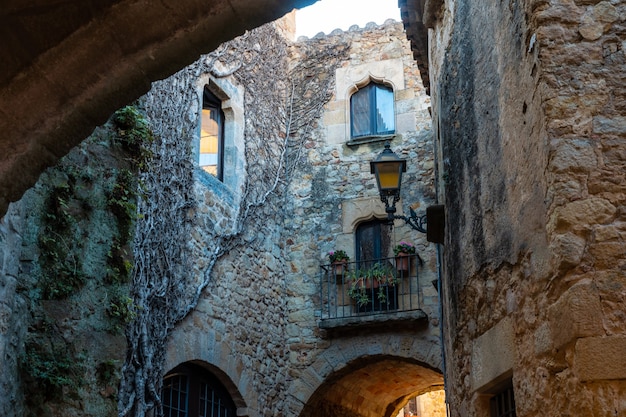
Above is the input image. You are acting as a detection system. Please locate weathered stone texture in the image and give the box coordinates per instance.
[426,0,626,415]
[0,127,132,417]
[136,19,441,417]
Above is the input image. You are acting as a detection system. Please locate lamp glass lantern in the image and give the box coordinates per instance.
[370,142,407,202]
[369,142,442,240]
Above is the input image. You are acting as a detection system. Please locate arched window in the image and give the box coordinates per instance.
[200,86,225,181]
[354,219,397,312]
[162,363,236,417]
[350,82,395,139]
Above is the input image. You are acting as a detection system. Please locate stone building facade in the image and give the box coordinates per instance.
[152,17,443,417]
[3,0,626,416]
[0,16,443,417]
[403,0,626,416]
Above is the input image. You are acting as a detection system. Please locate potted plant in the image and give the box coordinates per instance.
[328,250,350,281]
[347,263,397,307]
[393,241,416,272]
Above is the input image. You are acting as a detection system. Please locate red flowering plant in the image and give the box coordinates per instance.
[393,241,416,256]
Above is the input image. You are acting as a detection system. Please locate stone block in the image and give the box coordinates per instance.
[396,112,417,134]
[579,1,619,41]
[326,124,348,145]
[550,232,586,271]
[549,197,617,234]
[396,88,415,101]
[589,241,626,269]
[575,335,626,381]
[549,139,597,172]
[593,115,626,135]
[471,317,515,392]
[323,109,345,126]
[534,322,553,356]
[548,281,604,349]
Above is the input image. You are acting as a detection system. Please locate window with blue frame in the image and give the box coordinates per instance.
[350,82,395,139]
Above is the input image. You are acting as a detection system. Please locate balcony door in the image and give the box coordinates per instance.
[355,219,391,265]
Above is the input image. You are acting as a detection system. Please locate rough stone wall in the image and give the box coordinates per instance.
[0,118,142,417]
[118,21,299,416]
[283,21,441,416]
[0,17,441,417]
[427,0,626,415]
[152,19,441,417]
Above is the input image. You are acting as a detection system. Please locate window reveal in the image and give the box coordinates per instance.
[200,87,225,180]
[490,383,516,417]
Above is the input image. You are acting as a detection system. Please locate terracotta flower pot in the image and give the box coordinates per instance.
[395,252,410,272]
[332,261,347,284]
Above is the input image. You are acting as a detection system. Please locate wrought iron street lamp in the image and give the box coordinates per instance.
[370,142,429,235]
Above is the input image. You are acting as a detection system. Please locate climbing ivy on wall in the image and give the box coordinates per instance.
[20,105,152,416]
[117,21,350,417]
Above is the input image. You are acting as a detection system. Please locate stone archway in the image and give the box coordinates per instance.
[290,332,443,417]
[300,355,443,417]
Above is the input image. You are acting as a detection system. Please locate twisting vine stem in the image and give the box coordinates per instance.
[118,22,350,417]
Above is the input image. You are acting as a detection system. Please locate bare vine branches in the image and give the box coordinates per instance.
[118,22,350,417]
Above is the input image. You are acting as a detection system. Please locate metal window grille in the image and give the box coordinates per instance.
[490,385,516,417]
[199,382,233,417]
[163,374,189,417]
[163,364,236,417]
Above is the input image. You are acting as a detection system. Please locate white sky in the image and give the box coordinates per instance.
[295,0,402,38]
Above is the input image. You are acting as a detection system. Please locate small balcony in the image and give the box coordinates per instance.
[318,254,428,331]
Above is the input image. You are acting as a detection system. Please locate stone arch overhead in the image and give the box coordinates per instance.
[0,0,316,217]
[291,333,443,417]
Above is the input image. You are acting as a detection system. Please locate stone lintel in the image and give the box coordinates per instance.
[318,309,428,331]
[471,317,515,392]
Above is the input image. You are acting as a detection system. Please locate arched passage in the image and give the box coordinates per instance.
[300,355,443,417]
[288,331,443,417]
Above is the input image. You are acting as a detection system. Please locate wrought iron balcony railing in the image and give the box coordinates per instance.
[319,254,425,327]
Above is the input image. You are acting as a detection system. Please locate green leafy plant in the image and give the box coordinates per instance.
[328,250,350,263]
[38,179,87,299]
[106,290,138,333]
[21,339,83,401]
[393,241,416,256]
[96,359,120,386]
[113,106,154,168]
[347,263,397,306]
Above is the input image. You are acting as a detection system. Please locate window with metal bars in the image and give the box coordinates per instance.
[162,374,188,417]
[490,384,516,417]
[162,363,236,417]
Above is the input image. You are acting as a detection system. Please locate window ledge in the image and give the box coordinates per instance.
[346,133,399,147]
[195,167,236,207]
